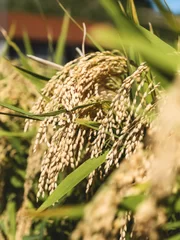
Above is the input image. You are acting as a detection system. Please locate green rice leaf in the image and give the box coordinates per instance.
[91,1,179,76]
[57,1,104,52]
[127,0,139,24]
[1,24,16,57]
[163,221,180,231]
[37,151,108,212]
[153,0,180,33]
[29,204,84,219]
[0,28,31,70]
[54,12,70,65]
[22,30,34,55]
[0,130,35,138]
[14,65,50,81]
[167,234,180,240]
[119,194,145,212]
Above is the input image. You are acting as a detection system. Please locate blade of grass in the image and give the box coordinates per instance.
[14,65,50,81]
[0,101,104,121]
[7,200,16,240]
[167,234,180,240]
[94,0,179,75]
[0,102,44,120]
[1,24,16,57]
[29,205,84,219]
[163,221,180,231]
[119,194,145,212]
[153,0,180,33]
[37,151,108,212]
[76,118,100,131]
[0,130,35,138]
[57,0,104,52]
[54,12,70,65]
[47,29,54,61]
[22,30,34,55]
[0,111,43,121]
[118,1,126,16]
[0,28,31,70]
[127,0,139,25]
[13,65,45,90]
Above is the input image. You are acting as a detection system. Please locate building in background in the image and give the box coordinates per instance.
[0,0,180,61]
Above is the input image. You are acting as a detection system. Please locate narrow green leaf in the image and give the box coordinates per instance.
[163,221,180,231]
[47,28,54,61]
[57,1,104,52]
[167,234,180,240]
[118,1,126,16]
[0,111,43,121]
[0,101,35,116]
[37,151,108,212]
[13,66,45,90]
[7,201,16,240]
[153,0,180,33]
[14,65,50,81]
[91,1,179,75]
[0,28,31,70]
[29,204,84,219]
[119,194,145,212]
[175,197,180,212]
[0,101,107,121]
[22,30,34,55]
[76,118,100,130]
[54,13,70,65]
[0,130,35,138]
[0,102,43,120]
[1,24,16,57]
[127,0,139,24]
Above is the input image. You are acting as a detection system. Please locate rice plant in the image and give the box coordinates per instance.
[0,1,180,240]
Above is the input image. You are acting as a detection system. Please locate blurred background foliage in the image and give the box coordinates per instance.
[4,0,152,20]
[0,0,180,240]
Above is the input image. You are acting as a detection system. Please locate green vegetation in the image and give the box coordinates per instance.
[0,1,180,239]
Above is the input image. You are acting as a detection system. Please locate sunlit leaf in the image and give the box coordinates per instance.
[153,0,180,33]
[29,205,84,219]
[0,130,35,138]
[119,194,145,212]
[127,0,139,24]
[22,30,34,55]
[163,221,180,231]
[54,12,70,65]
[0,28,31,70]
[14,65,50,81]
[57,1,104,52]
[37,151,108,212]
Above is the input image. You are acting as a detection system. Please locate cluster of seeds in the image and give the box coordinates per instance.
[25,51,159,198]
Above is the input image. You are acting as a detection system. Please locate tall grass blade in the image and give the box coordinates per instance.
[97,0,179,75]
[127,0,139,24]
[153,0,180,33]
[57,1,104,52]
[1,24,16,57]
[29,205,84,219]
[54,13,70,65]
[13,66,45,90]
[37,151,108,212]
[0,28,31,70]
[14,65,50,81]
[118,1,126,16]
[0,130,35,138]
[22,30,34,55]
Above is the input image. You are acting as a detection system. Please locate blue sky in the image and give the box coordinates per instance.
[152,0,180,14]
